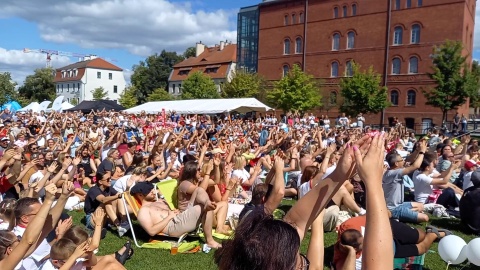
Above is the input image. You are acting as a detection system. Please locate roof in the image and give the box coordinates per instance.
[64,100,125,113]
[55,58,122,72]
[54,58,122,82]
[170,44,237,81]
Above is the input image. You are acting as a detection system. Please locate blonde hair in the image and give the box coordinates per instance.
[233,156,246,170]
[50,238,77,260]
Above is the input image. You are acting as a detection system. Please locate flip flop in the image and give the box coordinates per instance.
[115,241,132,265]
[426,225,452,240]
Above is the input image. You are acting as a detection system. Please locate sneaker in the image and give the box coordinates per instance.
[118,222,130,237]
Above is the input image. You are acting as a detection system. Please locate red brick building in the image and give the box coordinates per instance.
[255,0,475,130]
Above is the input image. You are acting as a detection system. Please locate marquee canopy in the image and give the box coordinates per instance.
[124,98,273,114]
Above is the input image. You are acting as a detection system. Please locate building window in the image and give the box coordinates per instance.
[418,0,422,7]
[284,39,291,54]
[392,58,401,74]
[56,85,59,93]
[109,73,112,80]
[411,24,420,44]
[333,7,339,18]
[409,56,418,73]
[61,85,63,92]
[391,90,399,105]
[284,15,289,25]
[331,62,339,77]
[343,6,347,17]
[329,91,337,105]
[77,83,80,92]
[395,0,401,10]
[67,84,70,92]
[97,71,101,79]
[393,26,403,45]
[295,37,302,54]
[72,83,76,91]
[332,33,340,50]
[346,60,353,76]
[407,90,416,105]
[406,0,411,8]
[347,32,355,49]
[352,4,357,15]
[292,14,296,24]
[299,12,304,23]
[283,65,290,77]
[113,85,118,93]
[172,84,176,94]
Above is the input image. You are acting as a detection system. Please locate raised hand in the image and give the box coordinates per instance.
[55,217,73,238]
[92,207,105,226]
[44,183,58,201]
[73,241,90,259]
[2,149,15,161]
[353,133,385,187]
[47,161,59,173]
[62,181,75,196]
[62,158,72,170]
[274,156,284,171]
[72,155,81,166]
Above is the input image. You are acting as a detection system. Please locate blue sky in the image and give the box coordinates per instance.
[0,0,478,85]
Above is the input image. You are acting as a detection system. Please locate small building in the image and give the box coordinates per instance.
[168,41,237,96]
[54,56,126,103]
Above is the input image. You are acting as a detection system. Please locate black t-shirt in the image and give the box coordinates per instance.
[239,203,265,222]
[460,186,480,234]
[84,185,118,215]
[81,155,93,176]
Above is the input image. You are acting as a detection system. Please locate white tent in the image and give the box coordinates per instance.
[46,102,75,112]
[124,98,273,114]
[18,102,41,112]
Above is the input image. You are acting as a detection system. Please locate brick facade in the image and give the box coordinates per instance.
[256,0,475,130]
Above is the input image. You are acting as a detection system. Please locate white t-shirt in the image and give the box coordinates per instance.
[39,259,86,270]
[413,171,434,203]
[13,225,51,270]
[463,171,474,190]
[322,164,337,180]
[298,181,312,199]
[113,175,134,193]
[232,169,250,184]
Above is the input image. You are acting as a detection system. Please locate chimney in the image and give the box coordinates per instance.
[195,42,205,57]
[83,56,91,61]
[90,55,98,59]
[219,41,225,51]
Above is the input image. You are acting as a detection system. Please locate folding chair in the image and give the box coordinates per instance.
[121,189,188,248]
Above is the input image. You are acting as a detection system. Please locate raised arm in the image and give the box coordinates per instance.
[264,157,285,214]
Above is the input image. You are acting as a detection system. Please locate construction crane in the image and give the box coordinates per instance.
[23,48,116,68]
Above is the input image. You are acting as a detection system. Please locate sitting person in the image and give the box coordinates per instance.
[460,170,480,235]
[132,181,223,248]
[333,216,451,270]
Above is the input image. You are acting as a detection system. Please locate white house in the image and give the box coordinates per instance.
[54,56,126,103]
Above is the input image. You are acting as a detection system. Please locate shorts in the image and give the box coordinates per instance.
[165,205,202,237]
[390,202,418,223]
[85,213,94,230]
[390,219,420,258]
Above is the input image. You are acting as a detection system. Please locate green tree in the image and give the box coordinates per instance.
[18,68,55,102]
[181,71,220,99]
[339,63,389,117]
[221,70,264,98]
[70,98,79,106]
[183,47,196,59]
[267,64,321,112]
[468,60,480,115]
[131,50,185,104]
[147,88,175,102]
[91,87,108,100]
[0,72,17,107]
[423,40,480,122]
[118,86,138,108]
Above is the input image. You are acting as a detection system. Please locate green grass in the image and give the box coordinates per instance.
[67,200,479,270]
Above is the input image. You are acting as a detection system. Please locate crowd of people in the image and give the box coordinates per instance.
[0,107,477,270]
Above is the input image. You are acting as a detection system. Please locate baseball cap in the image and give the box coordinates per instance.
[464,160,478,171]
[211,148,225,154]
[130,182,154,196]
[1,137,9,142]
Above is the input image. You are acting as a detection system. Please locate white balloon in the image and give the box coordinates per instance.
[466,238,480,266]
[438,235,468,264]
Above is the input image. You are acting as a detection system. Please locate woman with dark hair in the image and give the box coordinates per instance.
[177,161,230,235]
[124,152,145,175]
[214,134,394,270]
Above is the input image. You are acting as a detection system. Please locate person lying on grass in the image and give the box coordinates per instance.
[214,133,394,270]
[132,181,224,248]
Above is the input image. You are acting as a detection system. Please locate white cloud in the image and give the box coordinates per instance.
[0,0,237,56]
[0,47,71,84]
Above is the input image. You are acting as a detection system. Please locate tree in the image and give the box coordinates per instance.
[181,71,220,99]
[423,40,480,122]
[267,64,321,112]
[118,86,138,108]
[91,87,108,100]
[18,68,55,102]
[70,98,79,106]
[468,60,480,115]
[147,88,175,102]
[339,63,390,117]
[0,72,17,107]
[221,70,264,98]
[183,47,196,59]
[131,50,185,104]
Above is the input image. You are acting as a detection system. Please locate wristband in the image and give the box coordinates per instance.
[419,152,425,155]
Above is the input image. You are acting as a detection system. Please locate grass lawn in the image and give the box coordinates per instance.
[67,200,479,270]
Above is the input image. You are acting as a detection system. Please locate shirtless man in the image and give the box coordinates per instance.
[131,182,222,248]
